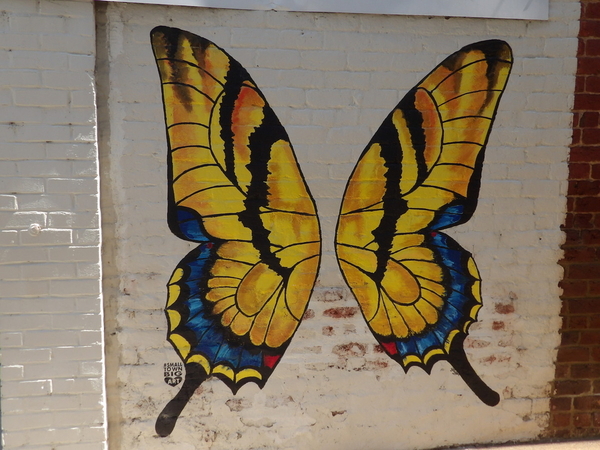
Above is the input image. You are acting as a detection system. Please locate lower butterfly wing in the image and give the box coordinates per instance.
[151,27,321,436]
[335,40,512,405]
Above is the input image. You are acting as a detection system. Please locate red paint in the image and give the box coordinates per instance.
[380,341,398,355]
[263,354,281,368]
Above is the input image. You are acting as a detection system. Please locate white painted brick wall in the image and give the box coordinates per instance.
[0,1,106,449]
[97,1,578,449]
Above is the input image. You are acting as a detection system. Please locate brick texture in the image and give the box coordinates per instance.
[549,0,600,439]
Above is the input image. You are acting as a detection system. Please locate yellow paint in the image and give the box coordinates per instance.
[237,263,283,316]
[337,210,384,248]
[167,123,210,152]
[213,364,235,381]
[336,245,377,274]
[265,296,298,348]
[230,312,254,336]
[167,310,182,330]
[340,143,387,215]
[236,368,263,382]
[380,259,420,306]
[166,268,184,307]
[382,293,411,337]
[250,295,276,345]
[187,354,212,376]
[339,260,379,322]
[170,334,191,359]
[286,256,320,320]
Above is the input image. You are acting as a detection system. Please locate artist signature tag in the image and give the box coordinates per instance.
[163,362,183,387]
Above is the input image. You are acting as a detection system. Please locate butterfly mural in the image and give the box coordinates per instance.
[150,26,513,437]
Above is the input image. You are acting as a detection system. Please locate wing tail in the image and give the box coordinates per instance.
[155,363,208,437]
[448,336,500,406]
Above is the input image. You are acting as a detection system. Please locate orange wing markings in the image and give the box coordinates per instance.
[437,86,504,103]
[423,53,512,95]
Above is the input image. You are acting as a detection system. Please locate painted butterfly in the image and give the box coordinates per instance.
[150,26,512,436]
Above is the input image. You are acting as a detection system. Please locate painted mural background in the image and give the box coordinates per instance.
[97,2,572,449]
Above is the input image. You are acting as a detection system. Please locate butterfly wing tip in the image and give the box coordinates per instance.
[150,25,168,37]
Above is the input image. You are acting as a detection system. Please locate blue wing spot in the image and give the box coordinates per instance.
[174,207,211,242]
[430,203,465,230]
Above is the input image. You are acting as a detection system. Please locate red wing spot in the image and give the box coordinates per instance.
[263,354,281,369]
[206,242,214,249]
[381,341,398,355]
[431,232,438,237]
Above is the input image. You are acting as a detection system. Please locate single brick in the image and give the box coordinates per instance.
[552,412,572,428]
[579,331,600,345]
[568,264,600,280]
[555,363,571,379]
[586,75,600,92]
[568,180,600,196]
[580,21,600,39]
[551,396,572,411]
[564,246,597,263]
[574,395,600,410]
[579,111,600,127]
[569,315,590,329]
[567,298,600,315]
[557,346,591,363]
[561,331,581,345]
[574,92,600,109]
[571,363,600,379]
[555,380,592,396]
[582,128,600,145]
[584,4,600,20]
[574,412,593,428]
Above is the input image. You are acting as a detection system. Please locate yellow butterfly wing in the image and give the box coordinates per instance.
[151,26,321,436]
[335,40,512,405]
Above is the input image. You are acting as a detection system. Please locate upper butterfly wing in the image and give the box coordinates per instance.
[151,26,321,435]
[335,40,512,405]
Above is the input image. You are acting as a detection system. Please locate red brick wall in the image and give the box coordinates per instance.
[549,0,600,438]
